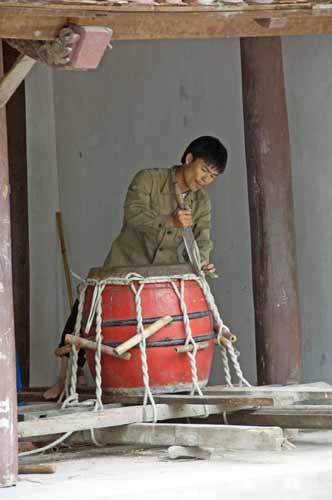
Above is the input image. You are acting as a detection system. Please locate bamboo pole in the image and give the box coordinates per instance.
[175,341,209,353]
[64,334,131,361]
[56,211,74,308]
[114,316,172,356]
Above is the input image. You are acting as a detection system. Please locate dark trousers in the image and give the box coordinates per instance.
[59,299,86,367]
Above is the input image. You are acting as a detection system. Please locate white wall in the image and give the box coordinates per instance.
[26,35,332,387]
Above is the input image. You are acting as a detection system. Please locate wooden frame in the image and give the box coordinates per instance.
[1,1,332,40]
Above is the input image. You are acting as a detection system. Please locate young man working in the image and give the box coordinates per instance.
[43,135,228,399]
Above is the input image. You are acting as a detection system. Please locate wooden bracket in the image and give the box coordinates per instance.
[0,24,112,107]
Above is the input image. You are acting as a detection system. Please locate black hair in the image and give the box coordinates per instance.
[181,136,228,174]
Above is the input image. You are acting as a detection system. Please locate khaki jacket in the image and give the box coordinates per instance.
[103,166,213,267]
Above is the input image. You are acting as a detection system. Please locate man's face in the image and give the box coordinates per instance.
[183,154,219,192]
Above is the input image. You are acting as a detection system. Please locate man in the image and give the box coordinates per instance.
[43,135,228,399]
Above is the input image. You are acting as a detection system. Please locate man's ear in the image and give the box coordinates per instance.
[184,152,193,165]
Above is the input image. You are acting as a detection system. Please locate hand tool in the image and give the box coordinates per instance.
[175,184,202,275]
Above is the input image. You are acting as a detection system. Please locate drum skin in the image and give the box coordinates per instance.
[82,270,215,394]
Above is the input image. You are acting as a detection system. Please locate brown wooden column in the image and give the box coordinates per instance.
[3,43,30,387]
[0,41,18,487]
[240,37,302,385]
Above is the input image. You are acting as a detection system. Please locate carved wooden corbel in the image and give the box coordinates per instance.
[5,26,81,67]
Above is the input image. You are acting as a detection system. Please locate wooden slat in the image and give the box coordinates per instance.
[2,10,332,40]
[18,403,238,438]
[18,402,122,420]
[204,383,332,405]
[108,393,274,407]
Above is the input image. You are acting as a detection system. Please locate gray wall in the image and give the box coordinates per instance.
[26,35,332,387]
[26,64,66,386]
[284,35,332,382]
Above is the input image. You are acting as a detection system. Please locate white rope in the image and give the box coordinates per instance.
[197,277,251,387]
[18,431,74,457]
[170,280,203,396]
[89,282,106,446]
[170,279,209,417]
[25,271,250,457]
[63,282,88,407]
[130,281,158,423]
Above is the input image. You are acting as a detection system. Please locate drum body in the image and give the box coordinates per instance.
[82,265,215,394]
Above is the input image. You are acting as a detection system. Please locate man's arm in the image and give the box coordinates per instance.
[193,195,213,263]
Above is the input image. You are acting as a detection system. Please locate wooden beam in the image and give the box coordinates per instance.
[0,40,17,488]
[240,37,302,385]
[227,406,332,429]
[2,11,332,40]
[3,43,31,388]
[90,422,285,451]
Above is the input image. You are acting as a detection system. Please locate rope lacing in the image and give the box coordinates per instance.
[20,271,250,457]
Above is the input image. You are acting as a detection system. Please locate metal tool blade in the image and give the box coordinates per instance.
[175,184,201,275]
[183,227,201,275]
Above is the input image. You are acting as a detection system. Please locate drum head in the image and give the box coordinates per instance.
[87,264,194,280]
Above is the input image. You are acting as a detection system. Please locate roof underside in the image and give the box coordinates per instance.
[1,0,332,39]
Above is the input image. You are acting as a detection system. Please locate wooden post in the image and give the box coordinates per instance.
[240,37,302,385]
[3,42,30,387]
[0,40,18,487]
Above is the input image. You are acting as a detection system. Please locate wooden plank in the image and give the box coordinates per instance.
[227,406,332,429]
[0,40,17,488]
[84,422,285,451]
[18,403,242,438]
[3,42,30,387]
[204,383,332,405]
[2,11,332,40]
[109,394,274,407]
[18,402,122,420]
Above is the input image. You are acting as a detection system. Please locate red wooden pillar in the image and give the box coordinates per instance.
[3,42,30,387]
[240,37,302,385]
[0,41,18,487]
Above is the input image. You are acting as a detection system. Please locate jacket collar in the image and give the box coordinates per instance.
[161,166,195,205]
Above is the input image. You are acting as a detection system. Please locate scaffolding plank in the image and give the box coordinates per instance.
[109,394,274,407]
[81,422,285,451]
[18,403,229,438]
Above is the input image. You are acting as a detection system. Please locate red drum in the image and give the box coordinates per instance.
[82,265,216,394]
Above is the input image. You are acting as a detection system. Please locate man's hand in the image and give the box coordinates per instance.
[201,260,216,275]
[168,208,193,228]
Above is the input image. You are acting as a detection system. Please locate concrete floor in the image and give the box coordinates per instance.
[3,430,332,500]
